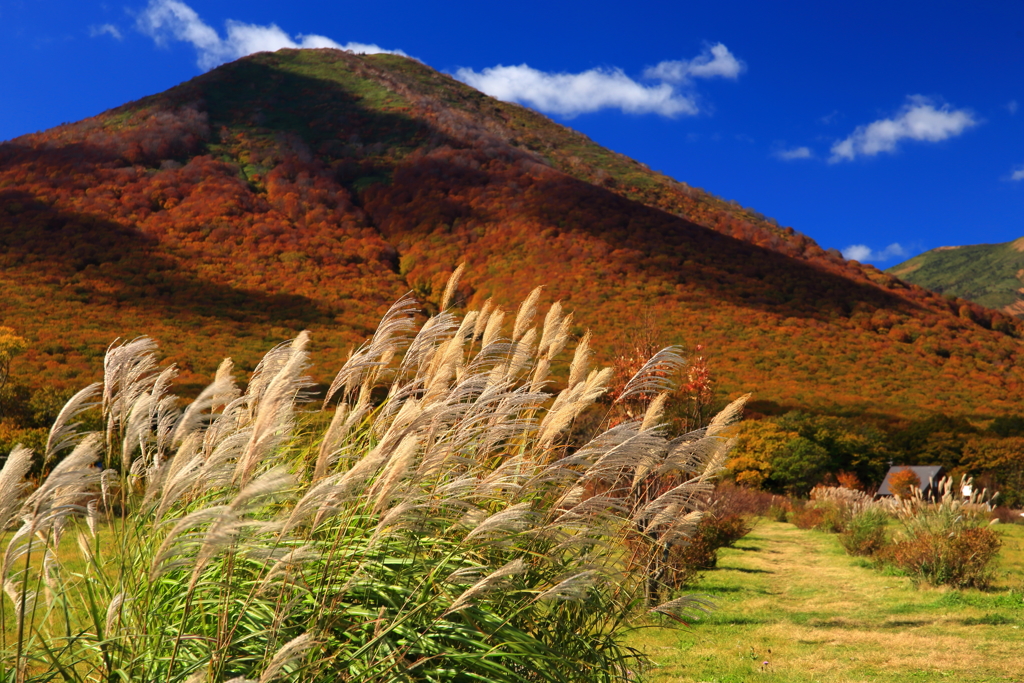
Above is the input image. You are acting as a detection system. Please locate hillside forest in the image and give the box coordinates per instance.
[3,49,1024,500]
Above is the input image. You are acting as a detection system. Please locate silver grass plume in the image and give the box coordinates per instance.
[121,365,179,475]
[43,382,101,467]
[537,367,612,447]
[41,549,60,607]
[705,393,751,437]
[3,578,35,624]
[567,331,591,389]
[235,332,314,486]
[616,346,686,403]
[324,293,418,407]
[105,591,126,637]
[156,466,292,589]
[0,445,32,530]
[20,433,103,536]
[171,359,239,448]
[503,326,537,381]
[534,569,598,602]
[370,434,420,513]
[640,393,669,433]
[439,262,466,311]
[258,632,315,683]
[481,308,505,349]
[473,298,495,342]
[444,558,527,614]
[103,337,161,452]
[464,501,536,542]
[537,301,562,359]
[547,312,574,361]
[512,286,542,342]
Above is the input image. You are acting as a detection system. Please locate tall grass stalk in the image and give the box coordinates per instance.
[0,281,745,682]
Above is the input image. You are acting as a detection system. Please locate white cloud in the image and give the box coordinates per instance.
[1007,100,1019,115]
[774,146,812,160]
[1011,166,1024,181]
[136,0,405,71]
[454,43,744,118]
[841,243,907,263]
[454,64,698,118]
[89,23,123,40]
[642,43,745,83]
[829,96,977,163]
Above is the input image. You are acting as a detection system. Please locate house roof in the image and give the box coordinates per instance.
[877,466,945,496]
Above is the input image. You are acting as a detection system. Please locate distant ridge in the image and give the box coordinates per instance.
[887,239,1024,316]
[3,48,1024,419]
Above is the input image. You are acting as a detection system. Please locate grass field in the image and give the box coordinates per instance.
[630,521,1024,683]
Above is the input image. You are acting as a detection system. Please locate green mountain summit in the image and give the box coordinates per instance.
[887,238,1024,316]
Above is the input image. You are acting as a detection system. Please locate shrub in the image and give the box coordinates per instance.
[767,502,790,522]
[791,504,826,530]
[991,506,1024,524]
[711,480,784,517]
[663,513,752,587]
[836,470,864,490]
[878,477,1002,588]
[879,527,1001,589]
[838,508,889,556]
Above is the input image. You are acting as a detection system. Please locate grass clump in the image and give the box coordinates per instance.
[0,278,747,682]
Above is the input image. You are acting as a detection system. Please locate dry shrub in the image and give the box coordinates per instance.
[710,481,783,517]
[880,476,1003,588]
[990,506,1024,524]
[791,504,826,530]
[878,527,1001,589]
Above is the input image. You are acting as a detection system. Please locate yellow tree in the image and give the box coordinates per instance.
[0,327,28,418]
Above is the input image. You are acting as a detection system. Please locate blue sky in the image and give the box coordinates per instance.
[2,0,1022,265]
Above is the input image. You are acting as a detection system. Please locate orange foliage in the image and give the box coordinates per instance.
[0,47,1023,426]
[889,468,922,499]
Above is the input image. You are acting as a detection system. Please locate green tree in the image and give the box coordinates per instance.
[767,436,831,496]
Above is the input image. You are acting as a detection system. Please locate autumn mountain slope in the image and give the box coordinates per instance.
[887,239,1024,316]
[2,48,1023,419]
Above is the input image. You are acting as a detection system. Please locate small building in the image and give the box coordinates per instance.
[876,465,945,498]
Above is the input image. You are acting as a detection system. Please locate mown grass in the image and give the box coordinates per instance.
[629,521,1024,682]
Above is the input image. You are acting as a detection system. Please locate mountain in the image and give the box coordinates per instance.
[887,239,1024,316]
[3,48,1024,419]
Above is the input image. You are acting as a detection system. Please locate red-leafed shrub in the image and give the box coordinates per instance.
[662,513,753,587]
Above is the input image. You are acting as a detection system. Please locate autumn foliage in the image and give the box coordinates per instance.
[2,47,1024,444]
[889,468,922,500]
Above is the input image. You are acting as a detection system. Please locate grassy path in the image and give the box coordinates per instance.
[630,521,1024,682]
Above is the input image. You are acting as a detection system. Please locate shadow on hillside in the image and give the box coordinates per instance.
[177,51,925,326]
[0,48,938,336]
[0,189,327,329]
